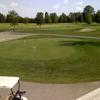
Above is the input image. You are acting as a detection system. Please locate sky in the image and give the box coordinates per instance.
[0,0,100,17]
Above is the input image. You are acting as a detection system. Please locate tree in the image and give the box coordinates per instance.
[45,12,51,23]
[17,16,24,23]
[80,13,84,23]
[6,10,19,31]
[69,12,76,22]
[35,12,44,28]
[58,13,67,23]
[62,13,68,23]
[69,12,83,23]
[50,13,58,23]
[23,17,29,24]
[95,10,100,23]
[29,18,35,23]
[83,5,95,15]
[0,13,5,23]
[6,14,12,23]
[85,13,92,24]
[66,16,71,23]
[58,15,63,23]
[83,5,95,22]
[75,12,83,22]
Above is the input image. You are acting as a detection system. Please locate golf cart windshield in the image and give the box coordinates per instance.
[0,76,19,89]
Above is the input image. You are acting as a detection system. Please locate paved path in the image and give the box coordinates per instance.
[0,31,100,43]
[0,31,33,42]
[31,33,100,40]
[1,81,100,100]
[0,81,100,100]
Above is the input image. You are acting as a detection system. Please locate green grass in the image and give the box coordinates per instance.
[0,23,100,37]
[17,23,100,37]
[0,23,100,83]
[0,35,100,83]
[0,23,35,31]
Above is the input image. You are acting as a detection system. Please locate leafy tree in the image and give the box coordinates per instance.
[23,17,29,24]
[18,17,35,23]
[83,5,95,22]
[58,13,67,23]
[29,18,35,23]
[83,5,95,15]
[50,13,58,23]
[69,12,76,22]
[0,13,5,23]
[80,13,84,22]
[17,16,24,23]
[69,12,83,23]
[85,13,92,24]
[58,15,63,23]
[66,16,71,23]
[95,10,100,23]
[6,14,12,23]
[62,13,68,23]
[45,12,51,23]
[6,10,19,31]
[36,12,44,28]
[75,12,83,22]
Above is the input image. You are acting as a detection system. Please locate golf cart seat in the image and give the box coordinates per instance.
[0,76,28,100]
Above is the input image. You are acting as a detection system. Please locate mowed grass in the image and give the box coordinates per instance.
[16,23,100,37]
[0,23,100,36]
[0,23,100,83]
[0,35,100,83]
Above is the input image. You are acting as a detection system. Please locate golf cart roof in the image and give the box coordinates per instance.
[0,76,19,89]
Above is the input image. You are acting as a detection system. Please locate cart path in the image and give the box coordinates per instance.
[0,81,100,100]
[0,31,100,43]
[19,81,100,100]
[0,31,33,42]
[31,33,100,40]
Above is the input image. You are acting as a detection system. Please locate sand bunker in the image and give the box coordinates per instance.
[79,28,94,32]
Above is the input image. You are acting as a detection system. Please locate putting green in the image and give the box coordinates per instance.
[0,36,100,83]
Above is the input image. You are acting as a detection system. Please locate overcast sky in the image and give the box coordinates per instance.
[0,0,100,17]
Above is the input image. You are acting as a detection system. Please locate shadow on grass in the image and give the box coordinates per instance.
[59,41,100,47]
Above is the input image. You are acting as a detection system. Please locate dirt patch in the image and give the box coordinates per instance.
[79,28,94,32]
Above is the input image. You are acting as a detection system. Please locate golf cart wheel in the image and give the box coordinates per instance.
[8,96,13,100]
[9,96,21,100]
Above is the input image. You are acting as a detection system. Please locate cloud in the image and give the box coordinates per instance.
[64,0,68,4]
[10,2,18,7]
[78,1,83,5]
[76,6,83,11]
[76,1,84,12]
[0,3,6,9]
[53,5,60,9]
[53,0,68,11]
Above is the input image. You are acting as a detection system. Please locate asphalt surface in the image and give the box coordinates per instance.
[1,81,100,100]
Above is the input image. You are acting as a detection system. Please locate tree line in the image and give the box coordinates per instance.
[0,5,100,26]
[36,5,100,25]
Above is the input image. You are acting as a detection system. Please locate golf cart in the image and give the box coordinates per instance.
[0,76,28,100]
